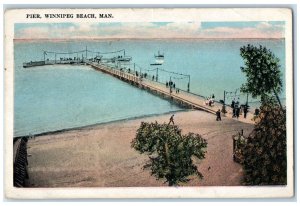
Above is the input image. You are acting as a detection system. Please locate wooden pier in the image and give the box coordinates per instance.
[23,59,224,114]
[86,61,222,115]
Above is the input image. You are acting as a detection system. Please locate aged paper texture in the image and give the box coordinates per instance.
[5,8,293,199]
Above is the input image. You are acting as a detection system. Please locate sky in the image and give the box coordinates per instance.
[14,21,285,39]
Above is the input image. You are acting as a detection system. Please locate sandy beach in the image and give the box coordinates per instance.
[26,110,254,187]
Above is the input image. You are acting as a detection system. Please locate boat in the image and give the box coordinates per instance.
[114,55,132,62]
[117,56,132,62]
[23,61,45,68]
[154,51,164,64]
[155,51,164,59]
[150,63,162,66]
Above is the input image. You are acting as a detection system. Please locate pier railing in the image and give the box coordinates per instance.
[86,60,220,114]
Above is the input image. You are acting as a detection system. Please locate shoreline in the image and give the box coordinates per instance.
[14,106,255,140]
[14,109,187,139]
[26,110,254,187]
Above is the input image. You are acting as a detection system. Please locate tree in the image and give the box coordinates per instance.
[240,44,283,109]
[242,97,286,185]
[131,122,207,186]
[239,45,287,185]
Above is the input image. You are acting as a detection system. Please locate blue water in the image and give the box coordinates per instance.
[14,39,286,137]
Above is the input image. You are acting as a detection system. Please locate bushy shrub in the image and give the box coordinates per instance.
[131,122,207,186]
[242,98,286,185]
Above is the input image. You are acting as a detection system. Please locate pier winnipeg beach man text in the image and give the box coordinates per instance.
[26,13,114,19]
[5,8,293,199]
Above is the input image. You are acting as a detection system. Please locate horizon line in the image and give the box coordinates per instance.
[14,37,285,42]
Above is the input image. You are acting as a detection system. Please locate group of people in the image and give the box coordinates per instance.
[134,71,148,78]
[231,99,250,119]
[60,57,80,61]
[231,100,241,119]
[205,94,215,107]
[152,75,158,81]
[166,80,178,94]
[215,98,258,121]
[166,80,176,89]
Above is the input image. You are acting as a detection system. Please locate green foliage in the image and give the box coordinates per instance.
[232,131,247,164]
[240,44,283,103]
[131,122,207,186]
[239,45,287,185]
[242,97,286,185]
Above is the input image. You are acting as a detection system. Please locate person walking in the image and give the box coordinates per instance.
[236,107,240,119]
[254,108,260,117]
[243,105,248,118]
[169,114,175,125]
[231,100,235,109]
[232,107,236,118]
[216,109,221,121]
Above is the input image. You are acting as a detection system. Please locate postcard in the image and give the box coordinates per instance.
[4,8,294,199]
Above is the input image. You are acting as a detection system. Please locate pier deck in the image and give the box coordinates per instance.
[86,61,254,124]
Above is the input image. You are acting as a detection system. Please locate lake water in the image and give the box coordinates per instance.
[14,39,286,137]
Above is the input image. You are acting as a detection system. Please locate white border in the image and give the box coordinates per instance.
[4,8,294,199]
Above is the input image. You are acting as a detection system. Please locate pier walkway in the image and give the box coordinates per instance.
[86,61,254,124]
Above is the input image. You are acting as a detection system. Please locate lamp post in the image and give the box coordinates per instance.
[139,66,142,77]
[169,76,172,93]
[85,46,87,61]
[187,75,190,92]
[43,51,46,62]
